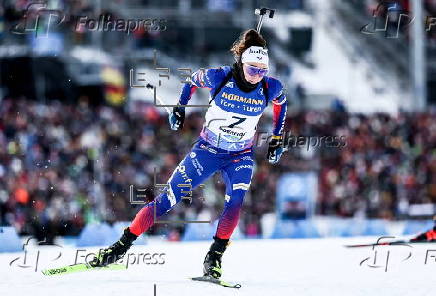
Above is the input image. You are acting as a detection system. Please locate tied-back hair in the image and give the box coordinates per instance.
[230,29,267,60]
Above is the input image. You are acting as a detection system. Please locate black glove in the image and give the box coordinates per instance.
[267,136,285,164]
[169,106,185,130]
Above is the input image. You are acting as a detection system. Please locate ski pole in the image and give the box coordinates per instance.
[145,82,172,115]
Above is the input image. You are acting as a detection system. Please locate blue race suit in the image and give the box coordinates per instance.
[129,66,287,239]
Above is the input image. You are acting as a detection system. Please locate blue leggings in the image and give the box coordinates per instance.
[130,137,254,239]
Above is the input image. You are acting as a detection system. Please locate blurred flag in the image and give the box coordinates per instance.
[100,66,126,106]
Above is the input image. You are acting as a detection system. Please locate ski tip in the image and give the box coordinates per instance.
[221,281,241,289]
[40,262,127,276]
[191,275,241,288]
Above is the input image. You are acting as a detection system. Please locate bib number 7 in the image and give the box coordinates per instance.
[227,116,246,128]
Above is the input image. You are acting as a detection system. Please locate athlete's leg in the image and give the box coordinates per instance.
[215,153,255,239]
[203,152,254,278]
[129,144,221,236]
[90,141,222,267]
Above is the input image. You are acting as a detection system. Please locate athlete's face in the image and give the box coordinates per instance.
[242,62,268,84]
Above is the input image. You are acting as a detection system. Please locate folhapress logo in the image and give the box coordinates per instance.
[360,1,435,38]
[75,15,166,35]
[11,1,167,38]
[10,2,65,37]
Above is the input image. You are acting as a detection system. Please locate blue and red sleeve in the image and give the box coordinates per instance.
[266,77,288,137]
[178,67,227,105]
[272,94,287,136]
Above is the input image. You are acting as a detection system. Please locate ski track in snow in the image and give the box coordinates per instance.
[1,237,435,296]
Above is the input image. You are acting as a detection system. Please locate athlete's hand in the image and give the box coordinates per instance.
[169,106,185,130]
[267,136,284,164]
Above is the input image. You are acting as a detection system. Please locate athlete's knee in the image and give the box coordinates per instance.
[153,182,192,216]
[150,199,167,217]
[153,189,179,216]
[166,181,194,206]
[224,190,246,209]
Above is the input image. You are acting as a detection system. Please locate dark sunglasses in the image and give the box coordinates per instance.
[244,64,268,77]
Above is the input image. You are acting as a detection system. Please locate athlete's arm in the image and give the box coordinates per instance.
[272,93,287,138]
[268,78,287,138]
[268,96,287,163]
[178,68,226,105]
[267,79,287,164]
[170,68,226,130]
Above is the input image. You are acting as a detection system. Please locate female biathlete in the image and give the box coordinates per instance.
[90,29,288,279]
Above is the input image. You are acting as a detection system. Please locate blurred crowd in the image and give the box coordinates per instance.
[314,111,436,218]
[0,98,435,241]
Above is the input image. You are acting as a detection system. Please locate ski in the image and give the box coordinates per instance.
[191,275,241,288]
[345,239,435,248]
[42,262,127,276]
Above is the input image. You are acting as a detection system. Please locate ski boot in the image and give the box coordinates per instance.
[203,236,230,279]
[89,227,138,267]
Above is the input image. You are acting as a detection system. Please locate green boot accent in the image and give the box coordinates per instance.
[203,236,229,279]
[89,227,138,267]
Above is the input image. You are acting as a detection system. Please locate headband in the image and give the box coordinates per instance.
[241,46,269,65]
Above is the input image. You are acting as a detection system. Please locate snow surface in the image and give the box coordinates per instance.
[1,237,435,296]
